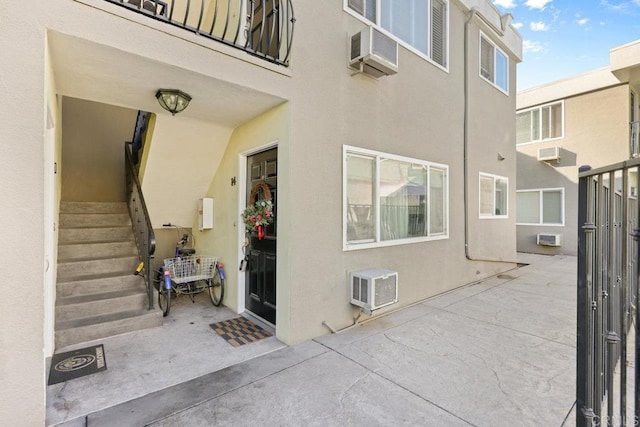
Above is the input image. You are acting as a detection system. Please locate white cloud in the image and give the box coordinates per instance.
[525,0,553,10]
[530,21,550,31]
[493,0,517,8]
[512,22,524,29]
[523,40,544,53]
[577,18,589,25]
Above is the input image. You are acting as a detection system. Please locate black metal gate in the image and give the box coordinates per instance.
[577,161,639,426]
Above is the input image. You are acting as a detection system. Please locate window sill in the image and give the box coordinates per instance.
[343,234,449,251]
[516,223,565,227]
[516,136,565,147]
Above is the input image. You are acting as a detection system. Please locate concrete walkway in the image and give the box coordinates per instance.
[74,253,578,426]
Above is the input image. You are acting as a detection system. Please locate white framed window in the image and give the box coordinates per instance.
[344,145,449,250]
[516,101,564,145]
[345,0,449,69]
[479,32,508,94]
[516,188,564,226]
[479,173,508,218]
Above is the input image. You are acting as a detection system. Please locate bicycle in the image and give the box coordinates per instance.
[154,225,225,317]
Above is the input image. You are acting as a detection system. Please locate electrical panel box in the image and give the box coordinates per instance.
[198,198,213,231]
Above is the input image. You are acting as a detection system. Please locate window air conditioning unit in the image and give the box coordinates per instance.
[537,233,561,247]
[349,26,398,79]
[537,146,561,162]
[350,269,398,314]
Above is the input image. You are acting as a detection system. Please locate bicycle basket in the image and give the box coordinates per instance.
[163,256,217,284]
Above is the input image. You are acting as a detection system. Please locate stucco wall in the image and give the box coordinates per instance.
[517,84,630,255]
[61,97,137,201]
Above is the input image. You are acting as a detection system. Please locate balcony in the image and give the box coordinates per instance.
[631,120,639,158]
[105,0,295,66]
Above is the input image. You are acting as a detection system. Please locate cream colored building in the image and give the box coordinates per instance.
[516,40,640,256]
[0,0,521,423]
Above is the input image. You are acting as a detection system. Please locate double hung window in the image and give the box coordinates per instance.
[480,33,508,93]
[479,173,508,218]
[516,101,564,144]
[344,146,449,249]
[346,0,448,67]
[516,188,564,225]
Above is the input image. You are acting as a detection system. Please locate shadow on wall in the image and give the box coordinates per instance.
[516,149,579,255]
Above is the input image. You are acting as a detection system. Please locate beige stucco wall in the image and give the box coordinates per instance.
[517,84,630,255]
[61,97,137,202]
[0,1,47,423]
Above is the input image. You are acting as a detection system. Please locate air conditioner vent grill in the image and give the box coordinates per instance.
[537,233,561,246]
[350,269,398,314]
[348,26,398,78]
[537,146,561,161]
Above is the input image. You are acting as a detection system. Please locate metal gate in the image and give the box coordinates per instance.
[577,161,639,426]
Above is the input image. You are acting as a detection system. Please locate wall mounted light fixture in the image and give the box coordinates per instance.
[155,89,192,115]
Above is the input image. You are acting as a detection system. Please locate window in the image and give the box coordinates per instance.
[516,189,564,225]
[479,173,508,218]
[344,146,449,249]
[479,33,508,93]
[346,0,448,68]
[516,101,564,144]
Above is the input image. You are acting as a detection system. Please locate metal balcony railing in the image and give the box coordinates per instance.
[105,0,295,66]
[631,121,639,158]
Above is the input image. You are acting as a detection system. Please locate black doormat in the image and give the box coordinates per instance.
[48,344,107,385]
[210,317,272,347]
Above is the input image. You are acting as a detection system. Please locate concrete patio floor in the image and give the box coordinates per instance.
[50,253,582,426]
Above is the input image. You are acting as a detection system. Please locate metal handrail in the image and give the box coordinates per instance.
[105,0,295,66]
[125,143,156,310]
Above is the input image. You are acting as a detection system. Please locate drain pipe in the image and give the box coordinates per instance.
[463,8,519,264]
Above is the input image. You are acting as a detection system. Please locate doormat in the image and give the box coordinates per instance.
[210,317,272,347]
[48,344,107,385]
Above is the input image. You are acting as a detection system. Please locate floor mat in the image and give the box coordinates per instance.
[210,317,272,347]
[48,344,107,385]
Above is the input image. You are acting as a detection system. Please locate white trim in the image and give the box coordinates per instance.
[343,0,450,73]
[478,31,509,95]
[515,187,565,226]
[516,100,565,145]
[343,145,450,251]
[44,123,56,358]
[237,140,279,317]
[479,172,509,219]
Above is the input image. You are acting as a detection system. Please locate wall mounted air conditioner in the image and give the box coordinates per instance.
[348,26,398,78]
[537,146,561,162]
[350,269,398,314]
[537,233,561,247]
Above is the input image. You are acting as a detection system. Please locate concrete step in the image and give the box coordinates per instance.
[55,308,163,349]
[60,201,128,214]
[56,273,146,298]
[56,287,149,322]
[59,226,133,244]
[60,213,131,228]
[58,241,137,261]
[57,256,140,281]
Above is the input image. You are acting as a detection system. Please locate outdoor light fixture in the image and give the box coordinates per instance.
[155,89,192,116]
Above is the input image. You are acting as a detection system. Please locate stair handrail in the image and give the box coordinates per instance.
[125,142,156,310]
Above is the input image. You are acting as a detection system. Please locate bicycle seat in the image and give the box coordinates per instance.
[178,248,196,256]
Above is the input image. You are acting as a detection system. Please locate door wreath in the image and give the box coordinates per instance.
[242,181,274,240]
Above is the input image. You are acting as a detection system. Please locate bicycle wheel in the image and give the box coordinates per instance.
[157,268,171,317]
[208,267,224,307]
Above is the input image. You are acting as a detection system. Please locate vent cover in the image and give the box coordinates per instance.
[350,269,398,314]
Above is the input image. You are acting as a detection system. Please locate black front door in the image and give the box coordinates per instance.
[245,148,277,324]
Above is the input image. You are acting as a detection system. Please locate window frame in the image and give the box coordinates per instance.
[516,188,565,226]
[478,172,509,219]
[343,145,449,251]
[516,100,565,145]
[479,31,509,95]
[343,0,450,72]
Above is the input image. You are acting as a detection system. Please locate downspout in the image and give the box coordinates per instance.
[463,8,518,264]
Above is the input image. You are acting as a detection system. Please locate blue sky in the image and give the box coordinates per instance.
[491,0,640,90]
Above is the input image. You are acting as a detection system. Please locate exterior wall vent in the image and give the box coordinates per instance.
[537,233,561,247]
[537,146,561,162]
[350,269,398,314]
[349,27,398,78]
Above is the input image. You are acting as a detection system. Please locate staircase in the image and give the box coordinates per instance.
[55,201,162,349]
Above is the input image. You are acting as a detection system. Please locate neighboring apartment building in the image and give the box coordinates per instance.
[516,40,640,256]
[0,0,521,423]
